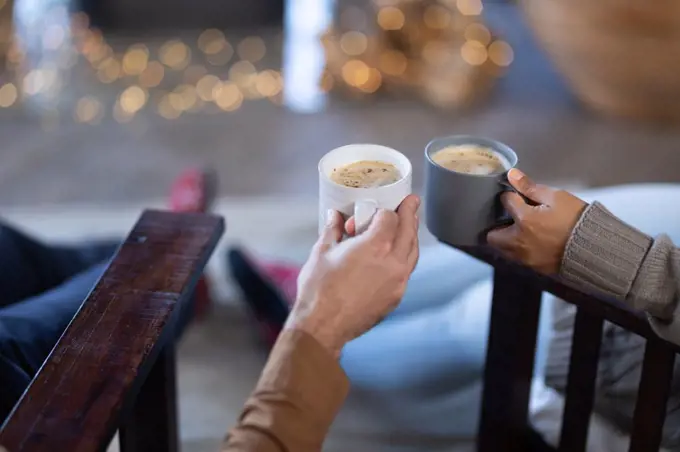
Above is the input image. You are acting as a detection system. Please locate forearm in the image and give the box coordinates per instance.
[560,202,680,343]
[222,329,349,452]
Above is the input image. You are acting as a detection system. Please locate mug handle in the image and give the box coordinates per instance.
[493,174,539,228]
[354,199,379,235]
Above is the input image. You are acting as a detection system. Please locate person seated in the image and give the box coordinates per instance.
[228,169,680,449]
[0,168,217,422]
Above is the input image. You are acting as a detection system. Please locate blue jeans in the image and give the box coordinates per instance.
[0,225,119,421]
[340,184,680,438]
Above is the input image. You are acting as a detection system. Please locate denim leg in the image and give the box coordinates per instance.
[0,263,107,422]
[0,222,119,307]
[388,244,492,319]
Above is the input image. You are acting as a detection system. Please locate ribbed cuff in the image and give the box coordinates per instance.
[560,202,653,299]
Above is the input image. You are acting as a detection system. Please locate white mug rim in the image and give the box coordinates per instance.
[318,144,412,190]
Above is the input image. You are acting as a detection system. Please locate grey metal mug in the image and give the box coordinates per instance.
[424,135,520,247]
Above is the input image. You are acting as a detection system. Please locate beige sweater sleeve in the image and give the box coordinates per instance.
[560,201,680,345]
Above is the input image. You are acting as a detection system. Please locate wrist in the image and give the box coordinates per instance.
[285,306,345,359]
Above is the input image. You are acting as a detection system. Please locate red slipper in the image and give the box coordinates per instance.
[256,261,300,308]
[168,168,218,212]
[168,168,218,320]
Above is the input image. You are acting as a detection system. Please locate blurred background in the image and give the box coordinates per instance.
[1,0,680,450]
[2,0,680,206]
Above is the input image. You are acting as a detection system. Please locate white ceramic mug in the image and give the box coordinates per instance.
[318,144,413,234]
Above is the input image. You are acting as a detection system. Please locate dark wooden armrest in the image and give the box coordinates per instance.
[0,210,224,452]
[461,246,679,452]
[462,246,679,345]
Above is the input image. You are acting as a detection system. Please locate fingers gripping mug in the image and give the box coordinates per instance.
[319,144,413,234]
[424,135,523,246]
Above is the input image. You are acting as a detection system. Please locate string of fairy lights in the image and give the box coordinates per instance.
[0,7,285,125]
[0,0,514,125]
[322,0,514,107]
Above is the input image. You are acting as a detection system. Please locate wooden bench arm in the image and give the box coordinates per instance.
[0,210,224,452]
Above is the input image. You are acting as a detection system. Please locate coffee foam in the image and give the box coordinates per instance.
[329,160,402,188]
[431,145,510,175]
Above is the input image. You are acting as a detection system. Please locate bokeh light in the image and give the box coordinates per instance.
[74,96,103,124]
[237,37,266,63]
[456,0,483,16]
[229,60,257,89]
[23,70,48,96]
[160,40,191,70]
[377,7,406,31]
[379,50,408,76]
[255,70,283,97]
[169,84,198,112]
[341,60,371,87]
[198,29,227,55]
[86,43,112,66]
[122,44,149,76]
[139,61,165,88]
[488,40,514,67]
[358,68,382,93]
[157,95,182,119]
[464,23,492,46]
[6,43,24,67]
[0,83,18,108]
[196,74,221,101]
[340,31,368,56]
[97,57,122,83]
[214,81,243,111]
[206,41,234,66]
[80,28,104,56]
[119,85,148,114]
[461,40,488,66]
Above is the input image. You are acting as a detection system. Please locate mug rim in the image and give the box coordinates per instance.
[319,143,413,190]
[424,135,517,178]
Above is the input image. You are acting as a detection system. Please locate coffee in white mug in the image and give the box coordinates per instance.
[329,160,402,188]
[318,144,413,234]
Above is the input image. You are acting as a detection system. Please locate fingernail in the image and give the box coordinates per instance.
[414,196,421,208]
[326,209,336,225]
[508,168,524,182]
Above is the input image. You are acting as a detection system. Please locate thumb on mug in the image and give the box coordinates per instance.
[316,209,343,253]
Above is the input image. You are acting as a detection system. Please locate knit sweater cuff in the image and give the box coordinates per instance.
[560,201,653,299]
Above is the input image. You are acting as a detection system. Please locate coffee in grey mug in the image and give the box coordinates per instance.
[424,135,518,247]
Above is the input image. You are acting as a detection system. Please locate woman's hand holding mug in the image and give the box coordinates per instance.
[486,169,587,275]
